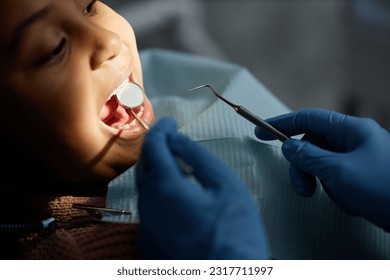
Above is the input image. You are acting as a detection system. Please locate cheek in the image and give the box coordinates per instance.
[101,4,137,43]
[117,21,138,55]
[113,21,143,86]
[1,75,52,131]
[103,9,139,52]
[97,5,142,83]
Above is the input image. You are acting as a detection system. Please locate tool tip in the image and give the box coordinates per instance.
[188,84,210,92]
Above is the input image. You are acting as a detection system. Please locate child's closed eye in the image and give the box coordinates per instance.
[35,38,66,66]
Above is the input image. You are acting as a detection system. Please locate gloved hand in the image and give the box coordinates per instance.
[254,108,390,231]
[136,117,269,260]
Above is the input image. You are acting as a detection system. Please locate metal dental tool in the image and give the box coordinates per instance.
[188,84,290,142]
[115,81,150,131]
[129,107,150,131]
[72,203,132,215]
[72,203,134,224]
[0,217,55,233]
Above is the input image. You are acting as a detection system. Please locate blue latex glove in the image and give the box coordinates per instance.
[136,117,269,260]
[254,108,390,231]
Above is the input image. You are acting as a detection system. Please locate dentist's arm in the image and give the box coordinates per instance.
[136,118,269,260]
[255,108,390,231]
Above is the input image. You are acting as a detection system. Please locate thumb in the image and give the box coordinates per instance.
[168,132,237,190]
[282,139,339,179]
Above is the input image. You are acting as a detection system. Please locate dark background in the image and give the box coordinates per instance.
[106,0,390,130]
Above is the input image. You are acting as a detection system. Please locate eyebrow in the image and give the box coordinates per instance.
[6,5,53,54]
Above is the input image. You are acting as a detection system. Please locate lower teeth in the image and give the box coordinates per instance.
[113,107,144,130]
[117,119,137,130]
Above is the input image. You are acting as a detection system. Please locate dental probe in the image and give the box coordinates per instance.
[189,84,290,142]
[130,108,150,131]
[114,81,149,131]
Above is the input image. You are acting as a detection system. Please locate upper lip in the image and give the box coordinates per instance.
[106,72,133,103]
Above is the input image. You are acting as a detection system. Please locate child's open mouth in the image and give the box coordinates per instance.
[99,73,153,137]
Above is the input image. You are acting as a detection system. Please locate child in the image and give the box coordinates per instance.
[0,0,155,189]
[2,0,388,260]
[0,0,156,259]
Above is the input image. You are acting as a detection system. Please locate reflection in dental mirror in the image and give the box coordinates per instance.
[115,81,145,109]
[115,81,150,131]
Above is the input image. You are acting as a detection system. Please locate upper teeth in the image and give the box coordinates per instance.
[106,79,129,102]
[114,80,129,95]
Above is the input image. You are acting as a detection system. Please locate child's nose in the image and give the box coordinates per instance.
[90,27,121,70]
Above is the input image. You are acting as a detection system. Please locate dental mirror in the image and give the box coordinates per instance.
[115,81,150,131]
[115,81,145,109]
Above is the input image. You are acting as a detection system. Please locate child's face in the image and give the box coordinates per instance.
[0,0,155,183]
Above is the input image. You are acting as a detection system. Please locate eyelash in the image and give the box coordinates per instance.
[83,0,98,16]
[36,38,66,66]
